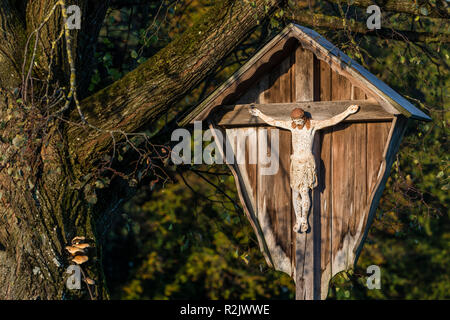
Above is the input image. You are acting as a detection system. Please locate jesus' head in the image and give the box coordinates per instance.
[290,107,311,129]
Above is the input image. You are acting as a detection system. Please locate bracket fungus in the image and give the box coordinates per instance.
[71,255,89,265]
[65,245,85,256]
[71,236,86,245]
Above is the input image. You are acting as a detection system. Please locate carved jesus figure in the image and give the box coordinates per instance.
[249,104,360,233]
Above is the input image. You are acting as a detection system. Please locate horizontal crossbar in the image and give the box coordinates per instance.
[212,100,394,126]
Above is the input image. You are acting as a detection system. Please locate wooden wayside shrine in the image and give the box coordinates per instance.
[180,24,431,300]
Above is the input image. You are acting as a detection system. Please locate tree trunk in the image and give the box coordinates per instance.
[0,0,281,299]
[0,91,107,299]
[0,0,110,300]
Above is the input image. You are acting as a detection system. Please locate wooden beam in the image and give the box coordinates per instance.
[294,46,316,300]
[213,100,393,126]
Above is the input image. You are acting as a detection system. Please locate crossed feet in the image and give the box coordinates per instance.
[293,217,308,233]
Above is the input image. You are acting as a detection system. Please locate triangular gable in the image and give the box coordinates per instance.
[180,23,431,125]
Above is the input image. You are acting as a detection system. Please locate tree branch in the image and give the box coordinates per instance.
[288,11,450,43]
[325,0,449,19]
[24,0,108,97]
[110,0,157,8]
[67,0,283,168]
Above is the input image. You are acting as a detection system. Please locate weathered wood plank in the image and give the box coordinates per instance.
[255,54,294,276]
[312,129,322,300]
[312,55,323,299]
[265,54,293,104]
[352,85,366,100]
[343,123,356,269]
[228,127,258,210]
[295,45,314,102]
[278,55,295,263]
[344,122,368,268]
[330,66,352,276]
[245,131,258,207]
[208,124,274,268]
[330,120,392,276]
[214,101,393,125]
[318,58,333,300]
[330,122,347,276]
[257,127,292,275]
[320,60,332,101]
[256,127,292,274]
[319,128,333,299]
[295,45,315,300]
[289,51,297,273]
[348,123,367,260]
[332,72,352,101]
[354,117,408,264]
[347,87,369,267]
[367,122,392,195]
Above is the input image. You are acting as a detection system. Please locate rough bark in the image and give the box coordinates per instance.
[0,0,110,300]
[0,0,281,300]
[0,90,109,299]
[24,0,109,97]
[0,1,26,90]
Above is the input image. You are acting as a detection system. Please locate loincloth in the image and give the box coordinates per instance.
[290,154,318,190]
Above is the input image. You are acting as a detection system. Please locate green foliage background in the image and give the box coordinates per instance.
[95,1,448,299]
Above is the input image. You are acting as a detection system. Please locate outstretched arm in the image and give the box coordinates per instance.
[312,105,360,130]
[249,108,291,129]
